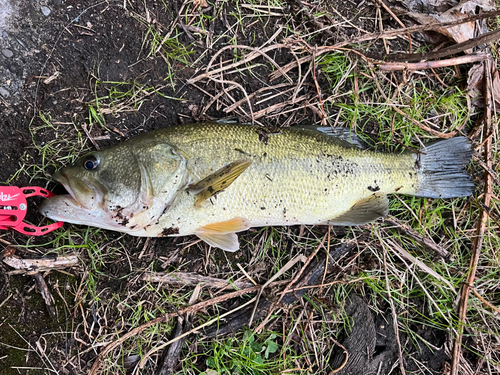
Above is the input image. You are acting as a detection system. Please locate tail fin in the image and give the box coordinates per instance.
[416,137,474,198]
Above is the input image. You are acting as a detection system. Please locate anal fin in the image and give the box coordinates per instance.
[195,217,251,252]
[196,232,239,252]
[327,193,389,226]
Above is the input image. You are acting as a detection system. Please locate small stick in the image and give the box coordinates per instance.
[3,254,80,275]
[450,58,494,375]
[33,273,56,319]
[329,338,349,373]
[208,76,255,124]
[385,217,452,260]
[470,286,500,314]
[249,253,307,327]
[143,271,255,290]
[319,227,331,295]
[288,0,336,39]
[277,233,328,305]
[379,54,488,71]
[331,10,500,50]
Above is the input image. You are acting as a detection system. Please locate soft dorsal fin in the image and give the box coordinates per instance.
[195,217,251,252]
[327,193,389,226]
[188,159,252,206]
[298,126,368,149]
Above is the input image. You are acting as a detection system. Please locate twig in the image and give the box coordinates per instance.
[373,0,412,52]
[450,58,494,375]
[143,271,255,290]
[279,276,373,294]
[319,227,331,295]
[329,338,349,374]
[384,238,456,292]
[473,154,500,188]
[277,233,327,305]
[155,285,200,375]
[379,54,488,71]
[385,217,453,260]
[311,47,328,125]
[470,286,500,314]
[3,254,80,275]
[224,83,291,112]
[209,76,255,124]
[33,273,56,319]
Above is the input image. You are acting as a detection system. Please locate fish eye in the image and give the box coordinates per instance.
[83,154,100,171]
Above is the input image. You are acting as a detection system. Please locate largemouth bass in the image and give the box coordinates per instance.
[40,123,474,251]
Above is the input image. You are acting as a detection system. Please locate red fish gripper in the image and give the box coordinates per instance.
[0,186,63,235]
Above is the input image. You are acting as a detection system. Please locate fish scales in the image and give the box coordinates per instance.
[151,124,416,234]
[39,122,474,251]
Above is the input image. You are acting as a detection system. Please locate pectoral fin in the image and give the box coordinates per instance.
[195,217,251,252]
[327,193,389,226]
[189,159,252,206]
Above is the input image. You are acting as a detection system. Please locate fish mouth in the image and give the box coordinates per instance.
[51,171,81,206]
[39,172,112,227]
[52,170,101,210]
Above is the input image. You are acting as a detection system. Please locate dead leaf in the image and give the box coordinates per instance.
[467,63,484,107]
[405,0,496,52]
[409,11,474,47]
[491,66,500,107]
[467,61,500,108]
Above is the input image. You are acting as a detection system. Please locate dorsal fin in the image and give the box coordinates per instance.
[298,126,368,149]
[188,159,252,206]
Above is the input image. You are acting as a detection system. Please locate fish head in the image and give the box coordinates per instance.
[40,139,188,232]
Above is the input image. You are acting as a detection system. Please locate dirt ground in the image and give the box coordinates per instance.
[0,0,498,374]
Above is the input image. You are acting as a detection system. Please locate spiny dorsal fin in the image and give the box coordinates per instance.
[195,217,251,252]
[327,193,389,226]
[188,159,252,206]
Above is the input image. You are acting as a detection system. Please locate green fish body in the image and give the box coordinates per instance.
[40,123,474,251]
